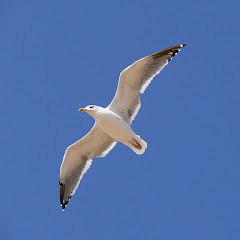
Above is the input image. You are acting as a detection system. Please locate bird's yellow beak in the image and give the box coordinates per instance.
[79,108,85,112]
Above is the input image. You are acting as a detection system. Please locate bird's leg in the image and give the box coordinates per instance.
[130,138,142,150]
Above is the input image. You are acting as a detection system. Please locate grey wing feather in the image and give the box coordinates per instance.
[108,44,186,124]
[59,123,116,210]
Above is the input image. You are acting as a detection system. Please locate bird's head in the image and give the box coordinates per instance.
[79,105,103,117]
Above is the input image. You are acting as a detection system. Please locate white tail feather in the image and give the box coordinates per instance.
[127,136,147,155]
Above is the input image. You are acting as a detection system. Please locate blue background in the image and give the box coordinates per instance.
[1,1,239,239]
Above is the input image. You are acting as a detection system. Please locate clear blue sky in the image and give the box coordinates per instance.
[1,1,239,239]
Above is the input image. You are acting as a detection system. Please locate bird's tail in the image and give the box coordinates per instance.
[127,135,147,155]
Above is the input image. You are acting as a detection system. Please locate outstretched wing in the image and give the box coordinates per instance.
[108,44,186,124]
[59,123,117,210]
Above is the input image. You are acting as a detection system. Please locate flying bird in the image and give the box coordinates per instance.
[59,44,186,210]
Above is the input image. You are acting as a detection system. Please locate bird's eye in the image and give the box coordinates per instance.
[89,106,94,109]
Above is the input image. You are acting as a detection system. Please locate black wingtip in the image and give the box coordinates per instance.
[61,202,67,211]
[170,44,187,58]
[59,181,67,211]
[59,182,64,203]
[61,195,72,211]
[59,181,72,211]
[151,43,186,60]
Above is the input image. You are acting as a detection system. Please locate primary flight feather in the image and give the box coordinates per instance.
[59,44,186,210]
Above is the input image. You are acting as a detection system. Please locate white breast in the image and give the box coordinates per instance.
[95,108,133,142]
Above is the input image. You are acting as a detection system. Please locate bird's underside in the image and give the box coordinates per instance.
[59,44,186,210]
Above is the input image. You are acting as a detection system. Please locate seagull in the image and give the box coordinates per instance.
[59,44,186,210]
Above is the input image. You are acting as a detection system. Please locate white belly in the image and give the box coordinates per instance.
[96,109,133,142]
